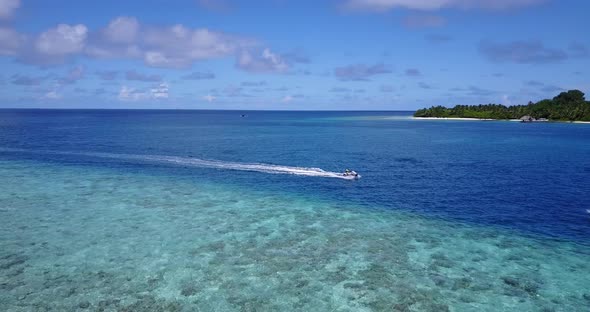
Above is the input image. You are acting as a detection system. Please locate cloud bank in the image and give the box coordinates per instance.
[87,17,255,68]
[2,16,262,69]
[343,0,546,12]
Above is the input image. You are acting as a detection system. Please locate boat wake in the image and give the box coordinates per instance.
[0,148,358,180]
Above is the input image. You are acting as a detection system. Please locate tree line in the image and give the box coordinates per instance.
[414,90,590,121]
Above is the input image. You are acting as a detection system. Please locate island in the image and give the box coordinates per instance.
[414,90,590,122]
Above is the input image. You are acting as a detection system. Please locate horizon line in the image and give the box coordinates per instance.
[0,108,417,112]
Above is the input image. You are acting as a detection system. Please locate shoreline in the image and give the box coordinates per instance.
[413,117,590,123]
[412,117,517,121]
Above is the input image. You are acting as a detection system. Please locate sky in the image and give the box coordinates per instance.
[0,0,589,110]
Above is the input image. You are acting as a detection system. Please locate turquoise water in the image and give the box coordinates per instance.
[1,110,590,311]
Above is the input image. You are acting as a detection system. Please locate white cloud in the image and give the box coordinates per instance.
[237,48,289,73]
[281,95,294,103]
[86,43,141,59]
[118,83,169,101]
[150,83,169,99]
[86,17,255,68]
[2,23,91,65]
[202,94,216,102]
[0,27,23,55]
[118,86,146,101]
[102,16,139,44]
[36,24,88,55]
[343,0,545,11]
[3,16,281,70]
[84,16,142,59]
[13,24,89,65]
[0,16,255,67]
[143,51,187,68]
[42,90,61,100]
[143,26,248,68]
[0,0,19,20]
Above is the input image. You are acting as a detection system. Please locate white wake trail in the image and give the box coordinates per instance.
[1,148,358,180]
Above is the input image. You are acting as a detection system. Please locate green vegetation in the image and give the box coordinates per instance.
[414,90,590,121]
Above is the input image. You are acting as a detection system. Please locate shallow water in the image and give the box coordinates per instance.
[1,160,589,311]
[1,110,590,311]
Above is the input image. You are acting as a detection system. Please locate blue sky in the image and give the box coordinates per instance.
[0,0,588,110]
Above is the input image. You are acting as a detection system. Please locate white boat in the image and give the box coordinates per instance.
[342,170,360,179]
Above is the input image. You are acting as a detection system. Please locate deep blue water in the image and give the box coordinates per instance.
[3,109,590,311]
[1,109,589,243]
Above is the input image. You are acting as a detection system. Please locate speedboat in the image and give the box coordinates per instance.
[342,170,360,179]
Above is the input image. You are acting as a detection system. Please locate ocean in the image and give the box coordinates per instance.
[1,109,589,311]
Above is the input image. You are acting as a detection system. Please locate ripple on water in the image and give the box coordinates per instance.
[0,160,589,311]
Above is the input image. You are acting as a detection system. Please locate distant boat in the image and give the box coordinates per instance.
[520,116,549,123]
[241,114,247,117]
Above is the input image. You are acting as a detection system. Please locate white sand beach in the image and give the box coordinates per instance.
[413,117,590,124]
[413,117,497,121]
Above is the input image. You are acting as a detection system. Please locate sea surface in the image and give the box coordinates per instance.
[1,109,589,311]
